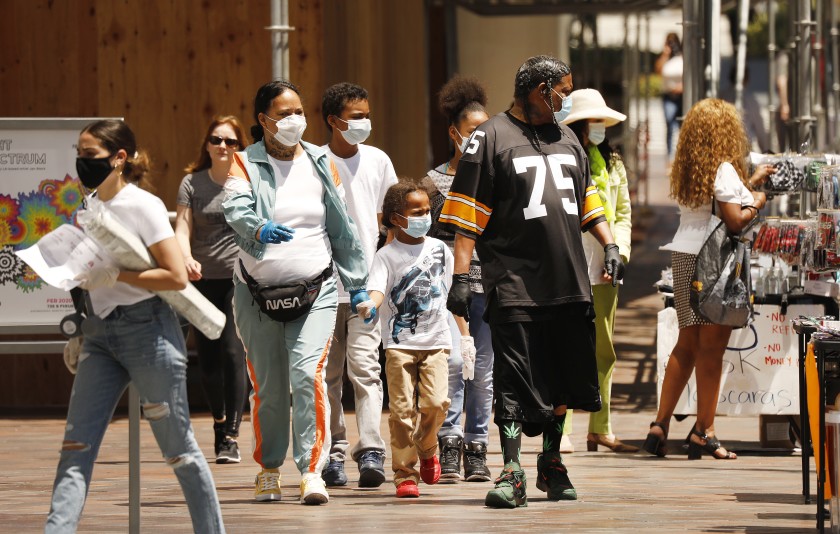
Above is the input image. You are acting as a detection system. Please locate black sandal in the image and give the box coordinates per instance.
[642,422,668,457]
[687,427,737,460]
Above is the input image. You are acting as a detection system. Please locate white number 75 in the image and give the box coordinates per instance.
[514,154,578,220]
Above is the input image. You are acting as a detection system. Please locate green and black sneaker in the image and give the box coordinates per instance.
[484,462,527,508]
[536,451,577,501]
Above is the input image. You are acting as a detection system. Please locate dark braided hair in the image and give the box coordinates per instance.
[251,80,301,141]
[513,55,571,101]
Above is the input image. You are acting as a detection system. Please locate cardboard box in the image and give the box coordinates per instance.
[759,414,799,449]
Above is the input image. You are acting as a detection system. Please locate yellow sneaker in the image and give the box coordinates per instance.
[300,472,329,505]
[254,468,281,502]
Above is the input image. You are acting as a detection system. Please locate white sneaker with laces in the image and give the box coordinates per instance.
[300,472,329,505]
[254,468,281,502]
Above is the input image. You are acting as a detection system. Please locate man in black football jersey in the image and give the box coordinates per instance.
[440,55,625,508]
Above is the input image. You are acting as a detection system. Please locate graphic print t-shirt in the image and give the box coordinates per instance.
[439,111,606,308]
[368,237,453,350]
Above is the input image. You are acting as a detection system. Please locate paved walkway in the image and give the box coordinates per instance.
[0,154,824,532]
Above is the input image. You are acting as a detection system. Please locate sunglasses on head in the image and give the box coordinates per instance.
[208,135,239,147]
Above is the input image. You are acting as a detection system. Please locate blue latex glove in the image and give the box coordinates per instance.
[349,289,377,324]
[259,221,295,244]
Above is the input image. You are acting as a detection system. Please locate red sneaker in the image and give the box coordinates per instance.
[396,480,419,498]
[420,455,441,485]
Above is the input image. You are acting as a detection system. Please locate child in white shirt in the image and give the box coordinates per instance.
[362,180,454,498]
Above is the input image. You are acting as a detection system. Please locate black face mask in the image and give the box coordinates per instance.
[76,155,113,189]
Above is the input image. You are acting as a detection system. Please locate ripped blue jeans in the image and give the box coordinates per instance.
[46,297,224,534]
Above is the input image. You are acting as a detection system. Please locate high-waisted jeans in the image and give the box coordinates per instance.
[46,296,224,534]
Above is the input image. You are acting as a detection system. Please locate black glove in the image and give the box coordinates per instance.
[603,244,625,287]
[447,273,472,321]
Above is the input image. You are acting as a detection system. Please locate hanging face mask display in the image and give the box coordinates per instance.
[549,89,573,124]
[396,213,432,238]
[338,118,372,145]
[588,123,606,145]
[265,114,307,146]
[76,155,113,189]
[454,129,469,154]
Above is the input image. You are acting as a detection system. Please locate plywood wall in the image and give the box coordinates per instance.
[0,0,432,407]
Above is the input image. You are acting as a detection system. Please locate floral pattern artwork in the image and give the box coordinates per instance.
[1,175,83,292]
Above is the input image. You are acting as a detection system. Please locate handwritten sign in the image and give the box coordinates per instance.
[656,303,825,415]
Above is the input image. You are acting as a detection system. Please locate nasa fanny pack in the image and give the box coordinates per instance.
[238,259,332,322]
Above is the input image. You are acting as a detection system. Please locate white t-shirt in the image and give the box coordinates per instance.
[661,162,755,255]
[323,144,398,302]
[661,55,683,94]
[88,184,175,317]
[236,153,332,285]
[368,237,453,350]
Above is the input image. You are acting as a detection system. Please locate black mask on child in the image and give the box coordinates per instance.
[76,156,113,189]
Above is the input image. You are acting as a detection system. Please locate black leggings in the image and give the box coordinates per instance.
[193,278,247,437]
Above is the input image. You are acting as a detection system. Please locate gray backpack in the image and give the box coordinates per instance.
[689,207,754,328]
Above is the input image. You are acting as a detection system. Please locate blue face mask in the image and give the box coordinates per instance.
[548,89,573,124]
[588,122,606,145]
[396,213,432,238]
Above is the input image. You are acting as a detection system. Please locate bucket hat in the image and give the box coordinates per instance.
[561,88,627,127]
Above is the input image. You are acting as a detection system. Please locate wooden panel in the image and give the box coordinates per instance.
[0,0,273,408]
[0,0,99,117]
[289,0,327,146]
[319,0,430,178]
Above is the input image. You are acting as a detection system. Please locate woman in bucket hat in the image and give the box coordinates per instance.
[561,89,637,453]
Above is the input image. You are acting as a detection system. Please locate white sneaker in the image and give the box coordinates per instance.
[300,472,329,505]
[254,468,281,502]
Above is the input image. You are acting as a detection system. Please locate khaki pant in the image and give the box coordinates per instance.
[385,347,450,485]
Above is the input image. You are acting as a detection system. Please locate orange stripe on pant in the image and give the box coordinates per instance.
[246,358,264,467]
[308,337,331,473]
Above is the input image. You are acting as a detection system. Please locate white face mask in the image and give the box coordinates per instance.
[454,129,469,154]
[588,123,606,145]
[265,114,307,146]
[338,118,372,145]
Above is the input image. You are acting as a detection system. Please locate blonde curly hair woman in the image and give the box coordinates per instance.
[643,99,775,460]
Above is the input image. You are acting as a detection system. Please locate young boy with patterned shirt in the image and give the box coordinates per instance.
[357,179,455,498]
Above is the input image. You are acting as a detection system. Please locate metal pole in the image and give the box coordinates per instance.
[815,0,826,151]
[267,0,295,80]
[734,0,750,113]
[128,384,140,534]
[769,0,779,153]
[683,1,700,109]
[707,0,721,98]
[831,0,840,145]
[797,0,814,152]
[644,12,651,208]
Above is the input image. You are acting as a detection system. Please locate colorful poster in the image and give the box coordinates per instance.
[656,303,824,415]
[0,118,115,326]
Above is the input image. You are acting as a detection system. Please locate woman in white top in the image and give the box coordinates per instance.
[643,99,775,461]
[47,120,224,533]
[655,32,684,159]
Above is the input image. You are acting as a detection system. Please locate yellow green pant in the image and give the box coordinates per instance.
[564,283,618,435]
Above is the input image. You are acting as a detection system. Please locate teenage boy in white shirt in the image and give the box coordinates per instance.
[321,82,398,487]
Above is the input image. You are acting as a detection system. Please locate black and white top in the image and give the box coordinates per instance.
[439,111,606,311]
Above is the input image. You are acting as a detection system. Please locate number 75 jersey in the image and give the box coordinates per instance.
[439,111,606,308]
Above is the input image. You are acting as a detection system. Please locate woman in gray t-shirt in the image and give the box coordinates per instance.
[175,116,248,464]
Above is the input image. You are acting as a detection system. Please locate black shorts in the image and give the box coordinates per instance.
[490,301,601,430]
